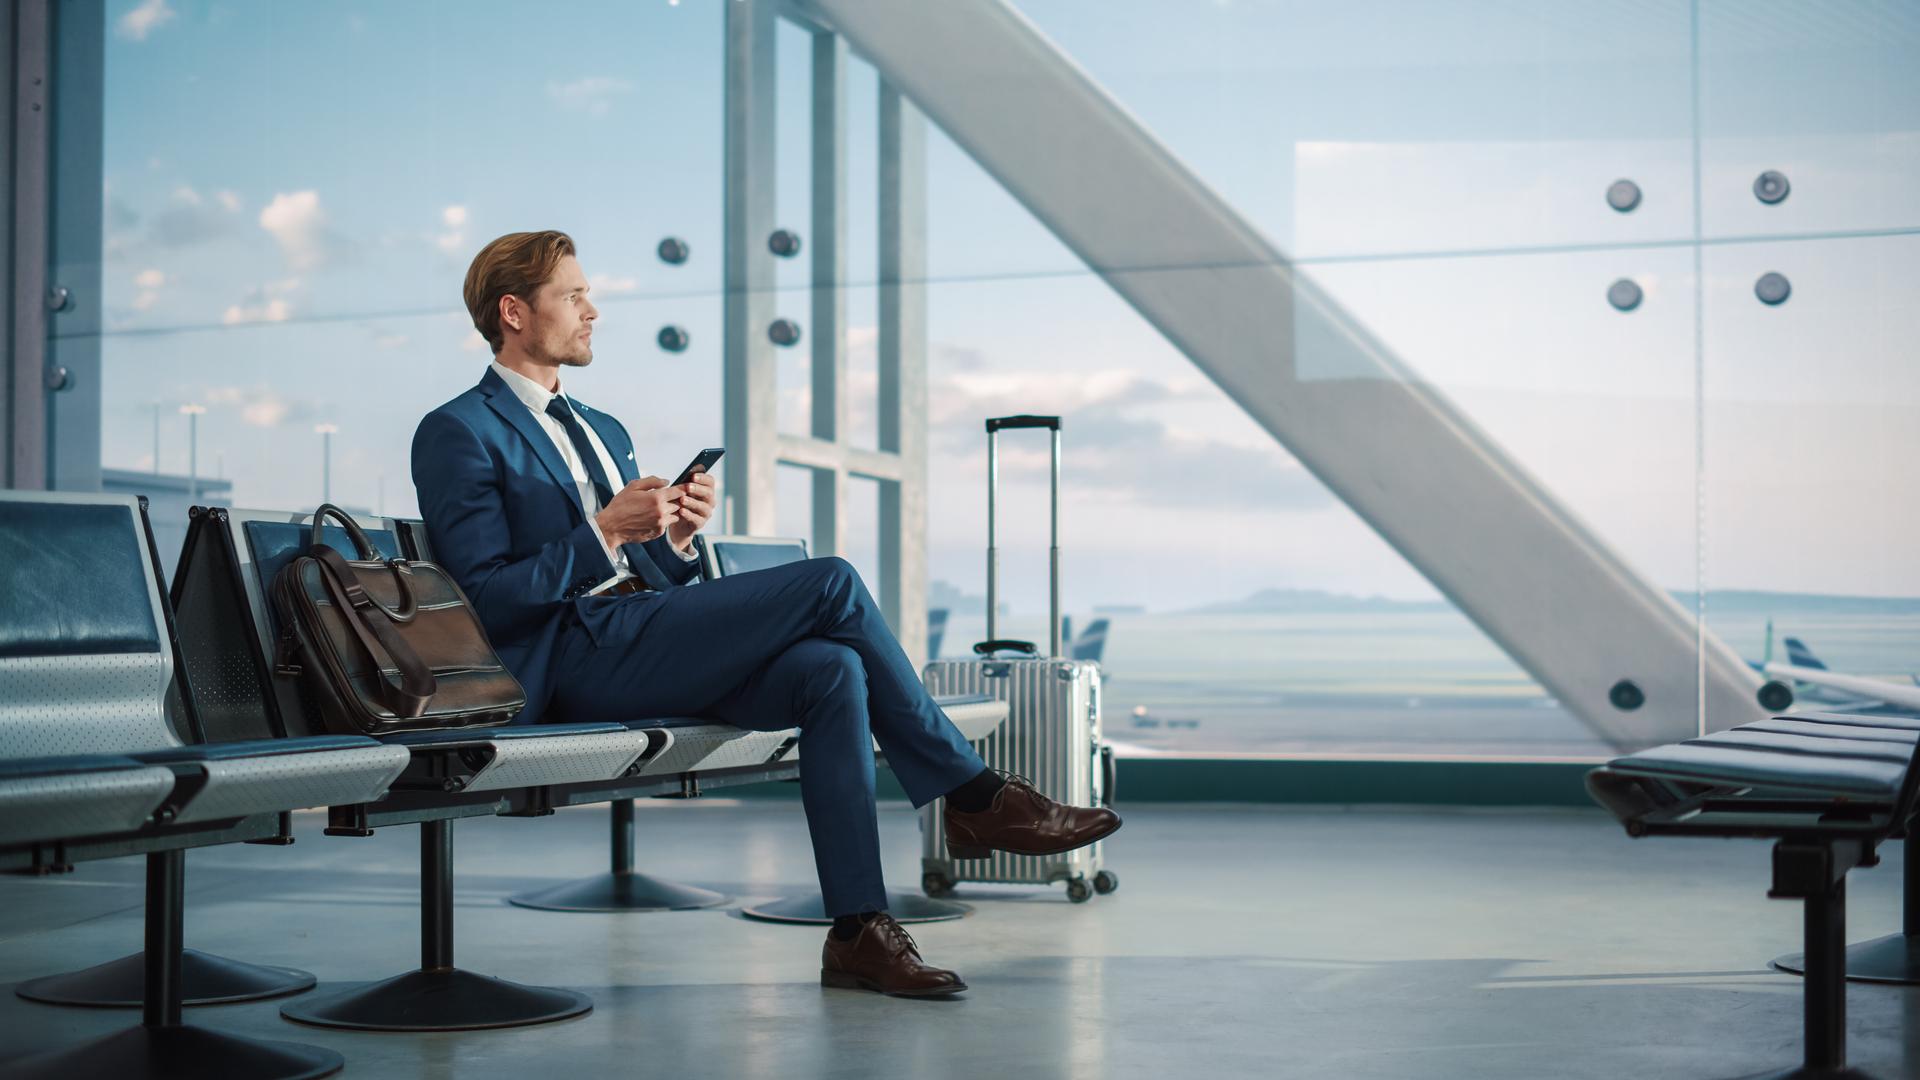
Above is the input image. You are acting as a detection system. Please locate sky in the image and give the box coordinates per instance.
[87,0,1920,615]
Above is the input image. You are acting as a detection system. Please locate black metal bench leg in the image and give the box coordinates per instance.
[280,819,592,1031]
[1740,863,1882,1080]
[4,850,343,1079]
[1776,831,1920,985]
[505,799,731,912]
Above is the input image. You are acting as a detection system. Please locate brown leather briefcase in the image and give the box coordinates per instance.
[270,504,525,737]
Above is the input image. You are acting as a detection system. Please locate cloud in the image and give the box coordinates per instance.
[220,278,301,325]
[203,385,316,429]
[117,0,176,41]
[924,360,1328,513]
[258,191,329,270]
[434,205,469,255]
[222,298,291,325]
[215,190,242,212]
[590,274,638,295]
[547,76,634,116]
[373,334,410,350]
[134,268,166,289]
[147,184,241,249]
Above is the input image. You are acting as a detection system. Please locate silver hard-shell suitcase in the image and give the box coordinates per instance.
[920,415,1118,903]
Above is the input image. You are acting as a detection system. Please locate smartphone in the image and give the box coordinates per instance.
[671,448,725,488]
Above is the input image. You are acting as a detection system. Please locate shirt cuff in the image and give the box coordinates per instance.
[585,515,621,568]
[674,540,700,563]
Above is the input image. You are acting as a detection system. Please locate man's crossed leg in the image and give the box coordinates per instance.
[550,555,1121,996]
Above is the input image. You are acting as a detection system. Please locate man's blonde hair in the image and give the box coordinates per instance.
[463,230,576,354]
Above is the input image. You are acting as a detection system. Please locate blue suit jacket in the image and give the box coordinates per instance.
[411,367,701,723]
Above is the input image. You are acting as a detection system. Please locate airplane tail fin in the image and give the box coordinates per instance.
[1783,637,1828,671]
[1070,618,1110,664]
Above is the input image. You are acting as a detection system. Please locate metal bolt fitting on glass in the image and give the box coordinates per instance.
[44,285,71,311]
[657,236,690,265]
[1605,179,1641,213]
[1609,680,1645,711]
[1755,272,1792,305]
[767,229,802,258]
[768,318,802,347]
[1753,170,1790,205]
[657,325,690,353]
[1606,279,1643,312]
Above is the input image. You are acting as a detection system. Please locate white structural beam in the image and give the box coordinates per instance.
[877,82,929,670]
[801,0,1765,747]
[722,0,778,534]
[807,29,849,558]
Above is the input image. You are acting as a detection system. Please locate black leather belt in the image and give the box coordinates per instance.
[603,578,652,596]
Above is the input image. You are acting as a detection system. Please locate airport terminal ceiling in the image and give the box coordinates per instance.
[15,0,1919,762]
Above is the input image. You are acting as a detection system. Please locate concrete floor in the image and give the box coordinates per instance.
[2,800,1918,1079]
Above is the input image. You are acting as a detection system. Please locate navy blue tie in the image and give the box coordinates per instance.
[545,396,616,511]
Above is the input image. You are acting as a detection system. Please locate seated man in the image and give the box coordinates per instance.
[412,231,1120,997]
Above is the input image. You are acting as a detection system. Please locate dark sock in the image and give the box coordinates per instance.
[831,910,882,942]
[945,767,1006,815]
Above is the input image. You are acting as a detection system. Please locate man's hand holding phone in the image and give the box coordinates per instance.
[595,477,681,546]
[668,469,718,552]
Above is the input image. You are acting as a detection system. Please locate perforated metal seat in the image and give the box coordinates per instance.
[0,491,415,1080]
[0,493,411,836]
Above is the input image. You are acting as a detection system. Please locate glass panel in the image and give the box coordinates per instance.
[1001,0,1695,266]
[927,270,1628,757]
[1699,1,1920,240]
[96,1,725,569]
[1702,234,1920,729]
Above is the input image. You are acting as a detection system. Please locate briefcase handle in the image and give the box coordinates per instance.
[309,503,419,624]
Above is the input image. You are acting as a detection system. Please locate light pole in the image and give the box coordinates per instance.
[315,424,339,504]
[179,404,206,503]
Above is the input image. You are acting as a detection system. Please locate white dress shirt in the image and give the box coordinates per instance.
[489,361,696,592]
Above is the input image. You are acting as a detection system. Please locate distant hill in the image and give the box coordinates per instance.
[1187,588,1450,615]
[1670,590,1920,616]
[1186,586,1920,618]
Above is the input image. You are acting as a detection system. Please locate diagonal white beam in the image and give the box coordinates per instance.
[799,0,1766,748]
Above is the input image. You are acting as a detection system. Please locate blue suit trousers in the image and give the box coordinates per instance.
[549,556,986,916]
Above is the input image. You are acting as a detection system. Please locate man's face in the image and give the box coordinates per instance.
[518,254,597,367]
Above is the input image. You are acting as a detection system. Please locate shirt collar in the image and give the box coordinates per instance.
[490,360,570,416]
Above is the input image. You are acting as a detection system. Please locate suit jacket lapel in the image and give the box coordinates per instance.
[575,404,638,487]
[478,368,586,522]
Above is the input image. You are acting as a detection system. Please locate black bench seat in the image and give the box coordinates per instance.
[1589,709,1920,1079]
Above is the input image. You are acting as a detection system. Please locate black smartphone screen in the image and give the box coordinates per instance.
[672,448,725,488]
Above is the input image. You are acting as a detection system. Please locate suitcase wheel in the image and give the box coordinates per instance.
[1066,878,1092,903]
[923,871,956,899]
[1093,870,1118,896]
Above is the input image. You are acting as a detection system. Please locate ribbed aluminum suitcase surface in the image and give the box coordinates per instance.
[921,656,1106,889]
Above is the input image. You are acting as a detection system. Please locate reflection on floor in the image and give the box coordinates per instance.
[2,800,1916,1079]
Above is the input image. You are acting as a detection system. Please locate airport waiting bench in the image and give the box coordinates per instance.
[1588,711,1920,1080]
[164,504,1007,1030]
[0,491,411,1080]
[391,517,1010,922]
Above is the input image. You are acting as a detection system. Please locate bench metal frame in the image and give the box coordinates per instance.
[1588,717,1920,1080]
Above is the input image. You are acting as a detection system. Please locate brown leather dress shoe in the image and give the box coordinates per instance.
[943,774,1122,859]
[821,913,967,997]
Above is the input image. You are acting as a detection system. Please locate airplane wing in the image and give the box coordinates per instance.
[1762,661,1920,713]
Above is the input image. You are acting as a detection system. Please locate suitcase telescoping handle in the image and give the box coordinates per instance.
[984,415,1062,657]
